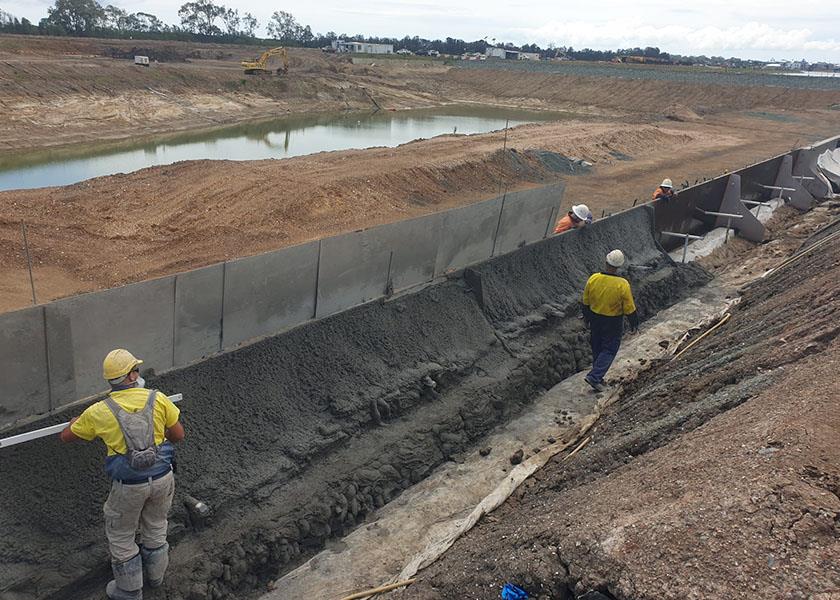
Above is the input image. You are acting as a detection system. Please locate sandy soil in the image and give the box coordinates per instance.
[1,34,839,314]
[400,206,840,599]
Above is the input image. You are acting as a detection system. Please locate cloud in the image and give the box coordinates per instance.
[523,19,840,56]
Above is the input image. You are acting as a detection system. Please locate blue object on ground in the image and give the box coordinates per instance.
[501,582,530,599]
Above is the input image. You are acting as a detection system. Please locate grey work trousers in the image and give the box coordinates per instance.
[103,471,175,562]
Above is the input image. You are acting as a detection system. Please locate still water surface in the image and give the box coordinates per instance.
[0,106,556,192]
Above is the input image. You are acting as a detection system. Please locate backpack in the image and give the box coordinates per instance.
[104,389,160,471]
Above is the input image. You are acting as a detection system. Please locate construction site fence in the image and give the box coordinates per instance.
[2,135,838,431]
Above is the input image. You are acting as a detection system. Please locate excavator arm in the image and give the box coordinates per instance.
[242,47,288,75]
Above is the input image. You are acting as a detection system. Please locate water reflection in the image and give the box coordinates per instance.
[0,106,558,192]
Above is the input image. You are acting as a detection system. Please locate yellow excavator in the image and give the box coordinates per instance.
[241,47,289,75]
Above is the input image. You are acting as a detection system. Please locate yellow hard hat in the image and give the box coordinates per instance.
[102,349,143,381]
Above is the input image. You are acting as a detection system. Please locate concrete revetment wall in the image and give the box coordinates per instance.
[2,138,837,431]
[0,184,564,430]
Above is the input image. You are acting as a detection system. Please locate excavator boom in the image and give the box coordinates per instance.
[242,47,288,75]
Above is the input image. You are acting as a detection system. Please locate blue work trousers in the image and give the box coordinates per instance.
[587,327,621,383]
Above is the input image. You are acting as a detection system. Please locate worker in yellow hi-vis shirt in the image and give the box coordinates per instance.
[581,250,639,392]
[61,349,185,600]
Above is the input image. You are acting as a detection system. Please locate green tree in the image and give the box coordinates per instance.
[239,11,257,36]
[220,8,257,36]
[267,10,301,42]
[131,12,166,33]
[43,0,105,35]
[102,4,129,29]
[178,0,226,35]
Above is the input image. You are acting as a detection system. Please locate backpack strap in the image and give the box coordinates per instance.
[103,394,132,453]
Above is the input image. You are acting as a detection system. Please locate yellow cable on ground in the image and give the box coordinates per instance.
[338,578,416,600]
[671,313,731,361]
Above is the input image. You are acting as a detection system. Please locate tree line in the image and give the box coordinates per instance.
[0,0,761,66]
[0,0,318,44]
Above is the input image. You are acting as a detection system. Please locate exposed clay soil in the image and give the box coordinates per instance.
[1,34,839,312]
[400,207,840,599]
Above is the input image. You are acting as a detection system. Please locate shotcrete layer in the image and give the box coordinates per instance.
[0,208,711,600]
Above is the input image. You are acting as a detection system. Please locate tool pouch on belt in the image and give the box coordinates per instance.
[104,389,160,470]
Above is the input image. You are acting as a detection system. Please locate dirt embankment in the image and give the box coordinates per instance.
[1,110,838,314]
[1,34,840,313]
[2,36,839,156]
[402,208,840,599]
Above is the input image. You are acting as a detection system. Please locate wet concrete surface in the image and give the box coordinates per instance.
[264,276,739,600]
[0,208,710,600]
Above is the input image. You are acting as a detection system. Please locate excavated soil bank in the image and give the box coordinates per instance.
[2,32,840,313]
[0,208,710,600]
[401,205,840,599]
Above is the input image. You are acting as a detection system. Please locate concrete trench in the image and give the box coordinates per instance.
[0,208,711,600]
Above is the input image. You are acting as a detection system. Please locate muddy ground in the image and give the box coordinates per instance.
[1,35,839,312]
[400,206,840,599]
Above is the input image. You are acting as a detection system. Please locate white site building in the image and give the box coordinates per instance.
[332,41,394,54]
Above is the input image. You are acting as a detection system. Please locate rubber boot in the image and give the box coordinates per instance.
[106,553,143,600]
[140,543,169,588]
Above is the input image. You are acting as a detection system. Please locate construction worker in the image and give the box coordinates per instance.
[581,250,639,392]
[652,178,676,201]
[60,349,184,600]
[554,203,593,234]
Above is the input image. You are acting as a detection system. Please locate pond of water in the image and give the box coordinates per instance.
[0,106,558,192]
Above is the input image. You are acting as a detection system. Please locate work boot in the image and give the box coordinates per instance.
[584,375,604,392]
[140,543,169,588]
[106,553,143,600]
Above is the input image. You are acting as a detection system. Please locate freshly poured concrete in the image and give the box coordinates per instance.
[264,279,739,600]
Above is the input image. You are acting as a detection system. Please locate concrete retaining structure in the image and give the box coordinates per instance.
[0,306,50,428]
[174,264,225,365]
[0,188,558,429]
[434,196,504,274]
[492,184,564,255]
[44,277,176,408]
[1,142,835,429]
[223,241,320,348]
[0,201,711,600]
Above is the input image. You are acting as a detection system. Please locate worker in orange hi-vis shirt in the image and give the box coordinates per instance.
[554,204,593,234]
[652,178,677,201]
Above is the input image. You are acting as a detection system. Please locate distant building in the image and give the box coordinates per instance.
[332,41,393,54]
[485,46,520,60]
[518,51,540,61]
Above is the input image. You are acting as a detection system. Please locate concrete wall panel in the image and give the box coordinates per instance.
[493,184,564,255]
[223,241,319,348]
[174,264,224,365]
[316,230,392,318]
[434,196,503,275]
[0,306,50,429]
[375,213,442,292]
[45,277,176,408]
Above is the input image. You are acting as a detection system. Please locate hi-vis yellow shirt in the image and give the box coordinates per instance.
[582,272,636,317]
[70,388,180,456]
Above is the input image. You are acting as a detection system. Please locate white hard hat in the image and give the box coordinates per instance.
[606,249,625,267]
[661,178,673,188]
[571,204,592,222]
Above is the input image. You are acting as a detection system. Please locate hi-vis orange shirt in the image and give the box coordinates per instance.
[554,214,574,234]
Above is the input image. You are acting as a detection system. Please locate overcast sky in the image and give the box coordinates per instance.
[3,0,839,62]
